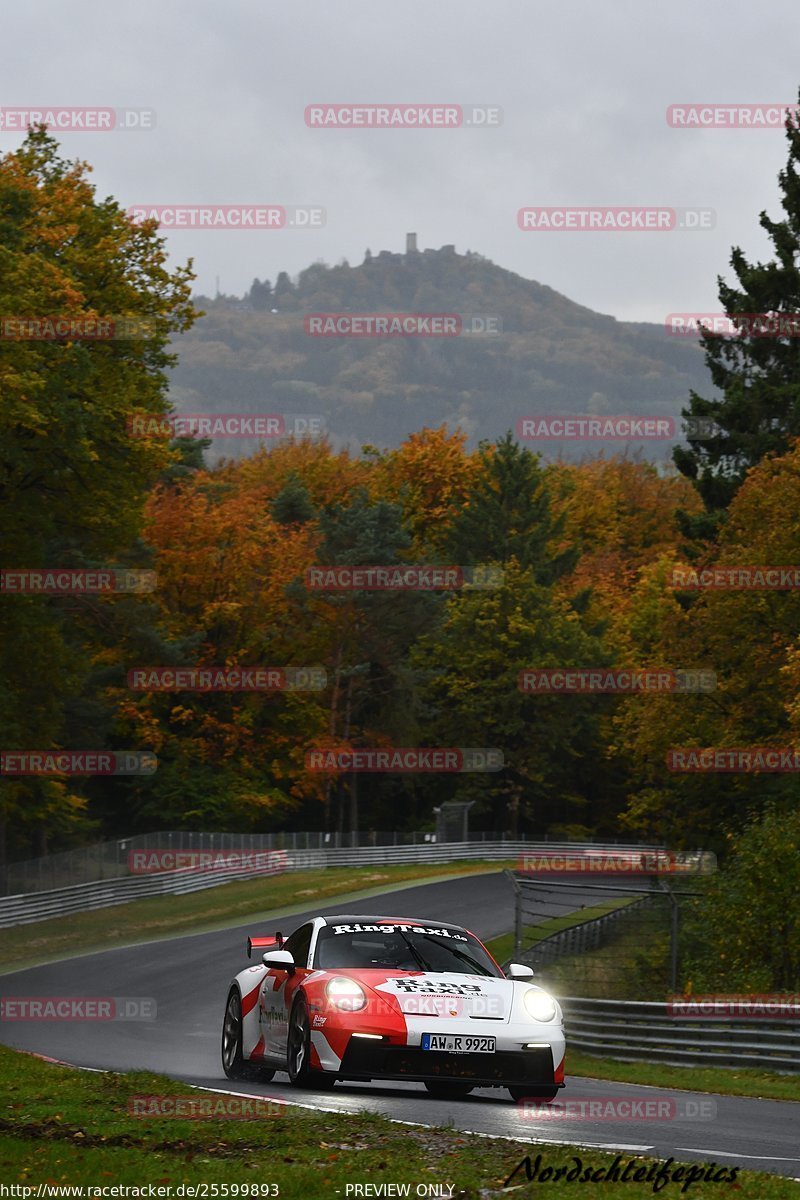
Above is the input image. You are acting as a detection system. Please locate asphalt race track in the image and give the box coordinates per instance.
[1,872,798,1179]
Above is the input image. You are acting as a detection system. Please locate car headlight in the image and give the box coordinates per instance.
[326,977,367,1011]
[523,988,556,1022]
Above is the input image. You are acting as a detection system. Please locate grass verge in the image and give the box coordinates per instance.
[484,896,639,969]
[0,862,504,975]
[565,1047,800,1104]
[483,934,800,1104]
[1,1046,796,1197]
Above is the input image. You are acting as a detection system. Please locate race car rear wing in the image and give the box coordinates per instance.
[247,932,284,958]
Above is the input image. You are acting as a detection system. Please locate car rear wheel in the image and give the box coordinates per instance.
[508,1085,559,1103]
[221,988,275,1082]
[424,1082,474,1098]
[287,997,336,1089]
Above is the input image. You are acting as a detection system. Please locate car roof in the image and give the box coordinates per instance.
[318,915,470,933]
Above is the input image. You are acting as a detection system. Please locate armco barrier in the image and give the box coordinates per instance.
[559,996,800,1073]
[0,840,660,928]
[0,852,320,928]
[2,830,648,895]
[517,895,656,969]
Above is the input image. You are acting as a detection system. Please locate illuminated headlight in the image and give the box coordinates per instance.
[326,977,367,1012]
[523,988,556,1022]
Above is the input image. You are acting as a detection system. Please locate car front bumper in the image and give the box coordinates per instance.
[317,1020,566,1088]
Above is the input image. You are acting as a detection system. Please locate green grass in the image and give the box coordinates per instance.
[486,929,518,966]
[484,895,639,967]
[566,1047,800,1104]
[0,862,506,975]
[484,931,800,1104]
[539,913,674,1001]
[1,1045,797,1196]
[9,869,800,1111]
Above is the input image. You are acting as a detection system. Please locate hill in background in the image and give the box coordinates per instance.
[169,239,712,460]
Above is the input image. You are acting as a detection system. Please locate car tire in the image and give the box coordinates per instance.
[424,1082,474,1099]
[221,987,275,1082]
[287,996,336,1089]
[508,1086,559,1103]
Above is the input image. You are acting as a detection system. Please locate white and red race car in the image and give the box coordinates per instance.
[221,913,565,1101]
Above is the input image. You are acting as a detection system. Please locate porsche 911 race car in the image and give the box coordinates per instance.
[221,913,565,1101]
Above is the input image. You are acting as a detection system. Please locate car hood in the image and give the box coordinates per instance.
[371,971,515,1022]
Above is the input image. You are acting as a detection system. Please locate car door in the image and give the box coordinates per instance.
[259,921,313,1058]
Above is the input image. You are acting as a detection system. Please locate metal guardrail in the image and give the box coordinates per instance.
[559,995,800,1074]
[0,840,659,929]
[516,895,656,969]
[507,872,704,993]
[0,849,321,931]
[1,830,653,896]
[0,854,320,928]
[5,840,794,1075]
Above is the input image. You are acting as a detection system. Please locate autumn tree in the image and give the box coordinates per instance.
[615,440,800,844]
[368,426,480,556]
[116,463,326,830]
[681,804,800,991]
[412,561,611,837]
[550,458,702,656]
[298,487,440,837]
[0,128,196,861]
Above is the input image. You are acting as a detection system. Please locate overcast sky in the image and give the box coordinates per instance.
[3,1,800,322]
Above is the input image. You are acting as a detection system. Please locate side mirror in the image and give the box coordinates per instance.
[263,949,295,975]
[507,962,534,980]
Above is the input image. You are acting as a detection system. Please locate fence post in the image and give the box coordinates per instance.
[670,894,679,993]
[658,879,680,993]
[504,869,523,960]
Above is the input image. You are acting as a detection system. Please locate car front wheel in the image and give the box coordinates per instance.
[287,997,335,1089]
[221,988,275,1082]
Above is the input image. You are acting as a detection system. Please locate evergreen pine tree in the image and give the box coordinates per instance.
[446,433,577,584]
[675,102,800,519]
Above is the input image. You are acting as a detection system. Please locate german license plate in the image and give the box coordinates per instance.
[421,1034,495,1053]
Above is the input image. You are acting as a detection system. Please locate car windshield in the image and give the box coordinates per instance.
[313,922,502,976]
